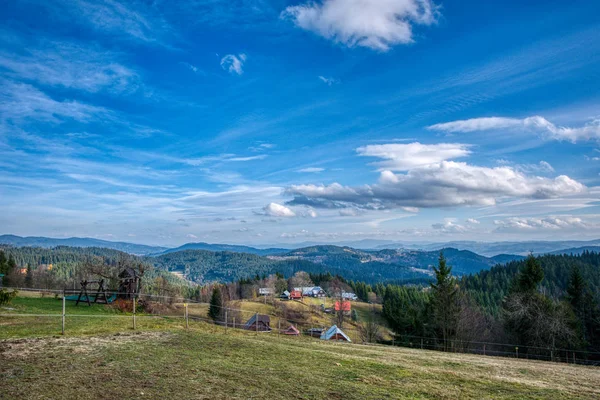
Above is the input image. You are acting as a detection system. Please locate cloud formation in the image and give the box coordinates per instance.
[220,53,247,75]
[298,167,325,173]
[262,202,296,217]
[357,142,471,171]
[285,142,586,210]
[494,216,591,231]
[282,0,438,51]
[428,116,600,142]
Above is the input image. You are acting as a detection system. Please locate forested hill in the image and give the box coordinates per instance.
[462,251,600,315]
[155,242,287,256]
[278,245,524,276]
[0,235,166,255]
[147,249,428,284]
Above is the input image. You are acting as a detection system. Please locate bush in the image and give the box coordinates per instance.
[0,289,17,306]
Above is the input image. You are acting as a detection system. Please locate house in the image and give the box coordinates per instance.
[244,314,271,331]
[334,301,351,312]
[289,290,303,300]
[280,290,290,300]
[258,288,273,296]
[294,286,326,298]
[341,292,358,301]
[320,325,351,342]
[283,325,300,336]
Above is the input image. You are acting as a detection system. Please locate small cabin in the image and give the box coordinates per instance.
[244,314,271,331]
[258,288,273,296]
[320,325,351,342]
[289,290,303,300]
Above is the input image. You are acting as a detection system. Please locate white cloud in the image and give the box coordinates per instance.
[186,233,198,239]
[262,202,296,217]
[220,53,247,75]
[298,167,325,173]
[318,76,338,86]
[494,216,592,231]
[286,150,586,210]
[282,0,439,51]
[466,218,480,224]
[357,142,471,171]
[432,219,468,233]
[428,116,600,143]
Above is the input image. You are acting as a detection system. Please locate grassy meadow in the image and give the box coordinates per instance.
[1,294,600,399]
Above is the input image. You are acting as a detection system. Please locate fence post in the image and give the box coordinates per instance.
[483,344,486,356]
[278,319,281,337]
[421,338,423,350]
[515,346,518,358]
[233,317,235,330]
[225,310,228,334]
[573,352,576,364]
[133,297,136,330]
[62,289,66,335]
[185,303,189,329]
[255,312,258,335]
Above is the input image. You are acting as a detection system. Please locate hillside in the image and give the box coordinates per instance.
[277,245,523,276]
[0,235,166,255]
[462,251,600,315]
[1,297,599,399]
[156,242,287,256]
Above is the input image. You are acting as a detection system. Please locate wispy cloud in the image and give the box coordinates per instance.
[0,41,140,93]
[318,76,338,86]
[220,53,247,75]
[298,167,325,173]
[428,116,600,143]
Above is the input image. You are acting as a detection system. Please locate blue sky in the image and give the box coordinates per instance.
[1,0,599,246]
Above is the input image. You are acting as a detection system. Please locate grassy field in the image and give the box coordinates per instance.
[2,295,600,399]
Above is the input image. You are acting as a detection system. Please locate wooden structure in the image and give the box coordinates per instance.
[75,279,110,306]
[117,268,141,299]
[244,314,271,331]
[283,325,300,336]
[320,325,351,342]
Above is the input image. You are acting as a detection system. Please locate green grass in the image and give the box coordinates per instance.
[2,296,600,399]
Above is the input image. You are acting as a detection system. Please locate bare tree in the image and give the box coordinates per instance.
[358,305,382,343]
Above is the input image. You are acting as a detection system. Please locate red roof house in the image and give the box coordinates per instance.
[289,290,303,300]
[334,301,351,312]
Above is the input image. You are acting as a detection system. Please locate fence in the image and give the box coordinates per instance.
[2,287,599,366]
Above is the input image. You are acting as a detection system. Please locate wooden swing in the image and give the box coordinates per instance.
[75,279,110,306]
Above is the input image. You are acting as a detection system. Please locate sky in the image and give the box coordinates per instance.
[1,0,599,247]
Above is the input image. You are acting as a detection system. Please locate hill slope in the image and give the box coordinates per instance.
[2,313,599,399]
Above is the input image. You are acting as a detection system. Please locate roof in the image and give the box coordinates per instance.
[289,290,302,297]
[244,314,271,329]
[282,290,290,296]
[283,325,300,335]
[334,301,351,311]
[320,325,351,342]
[294,286,325,295]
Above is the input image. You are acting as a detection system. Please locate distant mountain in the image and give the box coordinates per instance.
[373,239,600,257]
[273,245,521,276]
[0,235,167,255]
[156,242,288,256]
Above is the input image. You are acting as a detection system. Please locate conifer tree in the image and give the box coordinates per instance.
[208,286,223,321]
[430,252,459,350]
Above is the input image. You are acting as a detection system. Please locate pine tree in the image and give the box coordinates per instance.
[208,286,223,321]
[514,254,544,293]
[567,266,585,312]
[430,252,459,350]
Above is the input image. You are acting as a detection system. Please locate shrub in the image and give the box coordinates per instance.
[0,289,17,306]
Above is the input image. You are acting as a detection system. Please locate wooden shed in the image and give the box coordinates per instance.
[244,314,271,331]
[283,325,300,336]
